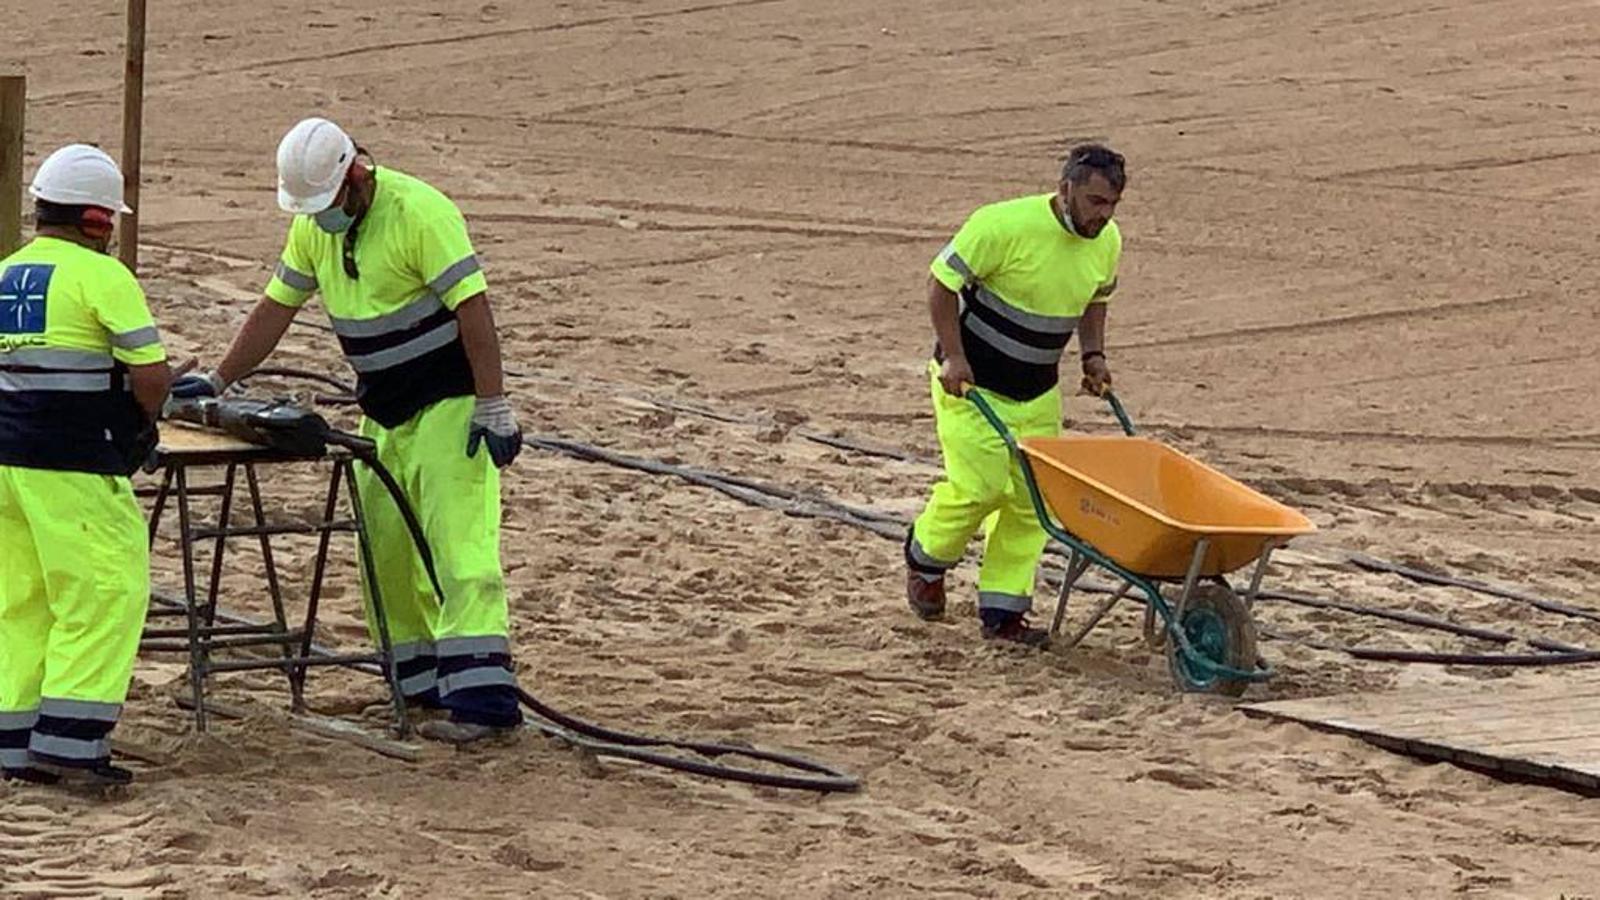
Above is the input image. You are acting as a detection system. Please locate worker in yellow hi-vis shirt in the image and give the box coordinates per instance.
[905,144,1126,647]
[172,117,523,743]
[1,144,174,786]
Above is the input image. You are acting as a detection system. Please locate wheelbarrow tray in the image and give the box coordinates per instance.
[1018,435,1315,579]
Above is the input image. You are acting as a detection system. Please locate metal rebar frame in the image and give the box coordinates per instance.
[141,447,410,737]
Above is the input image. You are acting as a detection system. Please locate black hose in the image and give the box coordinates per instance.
[518,689,860,793]
[1259,627,1600,667]
[1348,553,1600,624]
[227,371,864,793]
[354,433,861,790]
[1345,647,1600,666]
[238,366,357,397]
[1256,589,1518,644]
[319,430,448,609]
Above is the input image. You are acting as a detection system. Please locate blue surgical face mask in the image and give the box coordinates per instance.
[314,204,355,234]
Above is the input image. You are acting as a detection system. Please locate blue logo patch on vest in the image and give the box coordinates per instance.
[0,264,54,334]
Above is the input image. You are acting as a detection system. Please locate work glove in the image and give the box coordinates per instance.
[170,370,226,399]
[120,420,161,476]
[467,395,522,468]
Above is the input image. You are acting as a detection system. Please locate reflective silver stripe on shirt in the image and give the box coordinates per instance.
[275,262,318,292]
[344,321,460,373]
[436,635,511,658]
[428,254,481,297]
[0,371,114,392]
[940,243,974,282]
[28,733,109,761]
[967,285,1079,336]
[437,667,518,696]
[110,325,161,350]
[963,316,1063,366]
[0,348,114,370]
[40,698,121,722]
[328,292,445,339]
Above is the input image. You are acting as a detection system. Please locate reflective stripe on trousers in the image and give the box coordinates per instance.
[0,466,147,767]
[352,397,521,727]
[0,709,38,770]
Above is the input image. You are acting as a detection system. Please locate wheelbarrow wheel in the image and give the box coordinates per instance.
[1165,583,1258,697]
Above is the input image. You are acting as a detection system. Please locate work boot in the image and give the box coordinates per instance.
[417,719,520,746]
[2,767,61,786]
[979,609,1051,649]
[33,761,134,786]
[906,570,947,621]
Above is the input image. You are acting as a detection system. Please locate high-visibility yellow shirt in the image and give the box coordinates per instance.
[0,236,166,473]
[263,167,486,427]
[929,193,1120,401]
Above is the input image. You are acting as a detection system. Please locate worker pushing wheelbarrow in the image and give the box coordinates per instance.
[904,143,1313,694]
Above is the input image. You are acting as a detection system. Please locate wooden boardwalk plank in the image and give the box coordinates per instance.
[1243,675,1600,793]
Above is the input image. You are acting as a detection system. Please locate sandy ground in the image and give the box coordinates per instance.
[5,0,1600,896]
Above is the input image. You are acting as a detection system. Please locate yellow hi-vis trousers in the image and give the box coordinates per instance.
[909,362,1061,615]
[354,395,521,727]
[0,466,149,772]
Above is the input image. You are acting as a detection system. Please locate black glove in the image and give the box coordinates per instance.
[121,421,161,475]
[170,370,225,399]
[467,395,522,468]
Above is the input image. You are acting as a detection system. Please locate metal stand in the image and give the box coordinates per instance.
[140,435,410,737]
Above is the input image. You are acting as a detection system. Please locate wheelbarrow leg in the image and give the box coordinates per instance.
[1064,582,1133,650]
[1050,551,1094,637]
[1242,541,1279,610]
[1175,538,1212,621]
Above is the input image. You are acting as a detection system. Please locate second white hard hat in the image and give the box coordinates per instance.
[28,144,133,213]
[276,117,356,214]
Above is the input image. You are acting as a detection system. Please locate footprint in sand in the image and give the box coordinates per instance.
[0,801,182,898]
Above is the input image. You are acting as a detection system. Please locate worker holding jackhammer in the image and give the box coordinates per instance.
[172,117,524,743]
[905,144,1126,647]
[1,145,175,785]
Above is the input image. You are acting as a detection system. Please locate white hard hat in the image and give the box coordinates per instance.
[275,117,356,214]
[28,144,133,214]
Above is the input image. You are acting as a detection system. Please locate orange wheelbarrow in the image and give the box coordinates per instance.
[969,389,1316,695]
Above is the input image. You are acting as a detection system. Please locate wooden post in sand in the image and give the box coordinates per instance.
[119,0,147,272]
[0,75,24,258]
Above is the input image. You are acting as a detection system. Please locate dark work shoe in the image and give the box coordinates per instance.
[979,610,1051,648]
[418,719,520,746]
[2,766,62,785]
[906,571,947,621]
[34,762,134,786]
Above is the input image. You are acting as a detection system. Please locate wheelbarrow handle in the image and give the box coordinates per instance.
[965,389,1019,451]
[968,387,1137,439]
[1102,390,1137,436]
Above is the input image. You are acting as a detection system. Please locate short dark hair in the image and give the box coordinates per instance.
[34,199,87,228]
[1062,144,1126,191]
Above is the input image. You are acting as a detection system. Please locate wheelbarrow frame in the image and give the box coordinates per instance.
[968,389,1284,691]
